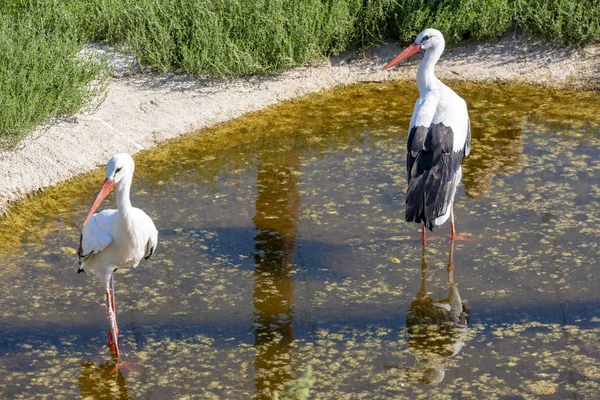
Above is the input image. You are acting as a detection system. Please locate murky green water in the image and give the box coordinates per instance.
[1,82,600,399]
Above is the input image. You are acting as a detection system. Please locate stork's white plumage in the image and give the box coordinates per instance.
[76,153,158,358]
[383,28,471,241]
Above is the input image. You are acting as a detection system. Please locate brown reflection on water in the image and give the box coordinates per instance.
[462,124,523,200]
[252,147,301,398]
[405,240,470,384]
[458,83,600,199]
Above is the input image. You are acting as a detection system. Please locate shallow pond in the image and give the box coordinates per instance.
[1,81,600,399]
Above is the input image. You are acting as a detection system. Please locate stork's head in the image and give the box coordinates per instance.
[415,28,444,51]
[106,153,135,184]
[382,28,445,70]
[83,153,135,224]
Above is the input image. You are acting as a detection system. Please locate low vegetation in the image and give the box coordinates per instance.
[0,8,107,146]
[0,0,598,144]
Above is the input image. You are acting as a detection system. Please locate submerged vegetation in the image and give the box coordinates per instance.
[0,0,599,143]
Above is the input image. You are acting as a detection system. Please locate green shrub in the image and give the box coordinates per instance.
[513,0,600,45]
[0,12,106,146]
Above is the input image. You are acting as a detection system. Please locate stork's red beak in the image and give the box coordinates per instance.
[83,179,115,225]
[382,43,422,70]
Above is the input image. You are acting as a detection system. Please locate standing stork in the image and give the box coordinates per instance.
[383,28,471,242]
[76,153,158,358]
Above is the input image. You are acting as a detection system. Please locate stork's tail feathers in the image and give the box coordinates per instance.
[406,150,463,231]
[73,258,85,274]
[405,172,432,229]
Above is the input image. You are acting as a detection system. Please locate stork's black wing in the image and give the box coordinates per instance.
[405,123,465,230]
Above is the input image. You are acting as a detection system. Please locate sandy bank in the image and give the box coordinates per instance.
[1,34,598,215]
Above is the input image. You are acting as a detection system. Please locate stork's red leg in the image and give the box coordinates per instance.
[110,273,116,313]
[106,292,114,347]
[450,203,456,241]
[449,202,475,242]
[109,360,141,375]
[111,272,118,339]
[411,223,438,243]
[106,273,120,359]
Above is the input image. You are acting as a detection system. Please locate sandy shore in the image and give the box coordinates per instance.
[0,34,598,215]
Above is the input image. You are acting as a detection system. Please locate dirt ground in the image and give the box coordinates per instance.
[0,34,598,214]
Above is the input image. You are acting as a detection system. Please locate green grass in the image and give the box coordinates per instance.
[0,0,599,145]
[0,9,107,146]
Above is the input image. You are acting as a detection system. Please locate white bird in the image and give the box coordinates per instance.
[76,153,158,358]
[383,28,471,242]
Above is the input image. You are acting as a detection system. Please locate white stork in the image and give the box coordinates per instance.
[383,28,471,241]
[76,153,158,358]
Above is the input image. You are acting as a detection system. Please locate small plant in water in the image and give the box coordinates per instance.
[274,365,315,400]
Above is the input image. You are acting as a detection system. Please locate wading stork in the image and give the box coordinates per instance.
[383,28,471,242]
[76,153,158,358]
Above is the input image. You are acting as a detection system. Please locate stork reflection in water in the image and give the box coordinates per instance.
[385,240,471,384]
[406,240,470,384]
[78,360,131,399]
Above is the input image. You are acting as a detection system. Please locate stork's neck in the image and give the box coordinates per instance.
[416,45,444,95]
[116,176,133,221]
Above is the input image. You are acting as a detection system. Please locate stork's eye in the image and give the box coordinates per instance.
[422,35,431,41]
[115,167,122,174]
